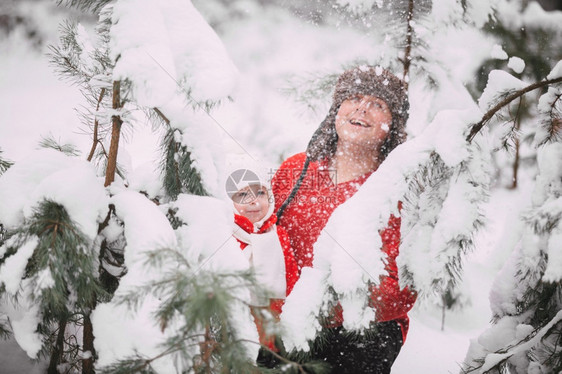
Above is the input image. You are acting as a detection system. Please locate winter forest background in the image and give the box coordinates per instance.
[0,0,562,373]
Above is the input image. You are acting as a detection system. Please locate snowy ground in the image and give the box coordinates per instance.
[0,1,531,373]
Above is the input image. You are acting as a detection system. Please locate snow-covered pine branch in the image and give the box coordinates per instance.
[0,148,13,176]
[467,68,562,143]
[56,0,113,13]
[462,140,562,374]
[39,135,81,157]
[0,149,109,362]
[535,61,562,146]
[92,190,263,373]
[101,0,239,198]
[49,20,114,163]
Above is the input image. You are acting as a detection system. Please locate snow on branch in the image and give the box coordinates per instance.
[0,150,109,360]
[467,69,562,143]
[92,192,261,372]
[463,140,562,374]
[0,149,13,176]
[463,310,562,374]
[108,0,238,107]
[536,85,562,146]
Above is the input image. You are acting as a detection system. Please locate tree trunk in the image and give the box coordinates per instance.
[441,300,446,331]
[104,81,123,187]
[82,312,96,374]
[47,316,67,374]
[511,135,520,189]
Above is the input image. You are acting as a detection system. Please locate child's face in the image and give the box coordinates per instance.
[232,185,270,223]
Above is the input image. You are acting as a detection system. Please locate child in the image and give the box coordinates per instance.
[226,164,298,353]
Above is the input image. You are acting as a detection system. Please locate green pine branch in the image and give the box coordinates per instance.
[0,200,110,370]
[160,127,208,199]
[0,315,12,340]
[103,245,329,374]
[56,0,113,14]
[401,152,452,292]
[0,148,14,176]
[537,91,562,146]
[13,200,108,319]
[38,135,81,157]
[106,258,260,372]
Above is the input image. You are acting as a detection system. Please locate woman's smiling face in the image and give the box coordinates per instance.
[335,95,393,149]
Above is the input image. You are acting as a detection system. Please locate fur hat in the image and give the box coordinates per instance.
[306,65,409,162]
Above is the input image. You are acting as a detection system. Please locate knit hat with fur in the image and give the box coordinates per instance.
[306,65,409,162]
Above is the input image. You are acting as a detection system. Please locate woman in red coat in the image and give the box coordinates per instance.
[271,66,417,374]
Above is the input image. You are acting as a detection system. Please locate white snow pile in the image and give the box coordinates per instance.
[496,0,562,31]
[431,0,497,28]
[171,194,259,357]
[490,44,508,60]
[281,105,493,351]
[92,189,179,372]
[528,143,562,283]
[430,0,465,25]
[0,283,42,357]
[507,56,525,74]
[478,69,526,113]
[547,60,562,80]
[464,0,499,28]
[0,149,108,239]
[108,0,238,107]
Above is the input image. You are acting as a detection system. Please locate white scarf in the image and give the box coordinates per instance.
[233,225,287,307]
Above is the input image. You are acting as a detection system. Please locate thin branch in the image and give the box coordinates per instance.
[545,93,562,142]
[467,76,562,142]
[549,93,562,115]
[104,81,122,187]
[87,88,106,162]
[97,204,116,234]
[510,97,523,189]
[153,107,170,125]
[98,140,109,159]
[402,0,414,86]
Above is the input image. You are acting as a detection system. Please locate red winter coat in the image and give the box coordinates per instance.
[271,152,417,342]
[234,213,299,350]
